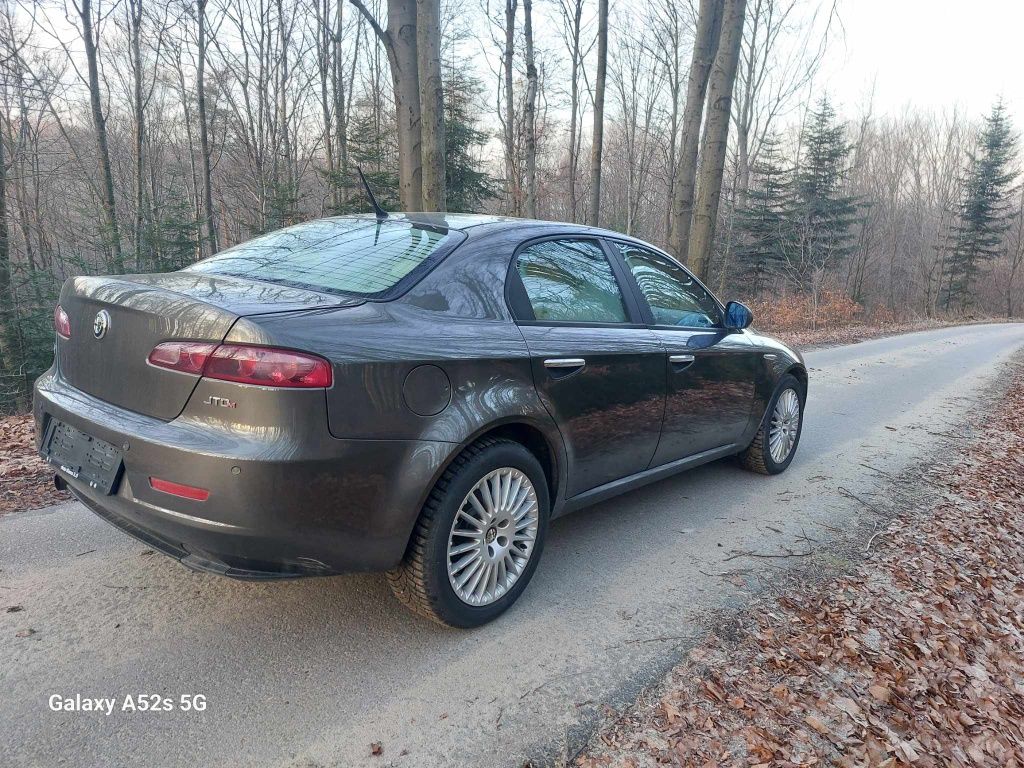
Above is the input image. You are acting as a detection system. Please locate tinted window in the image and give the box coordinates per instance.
[517,239,629,324]
[617,244,721,327]
[186,218,460,298]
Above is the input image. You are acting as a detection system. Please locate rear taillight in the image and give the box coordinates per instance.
[54,305,71,339]
[204,344,333,388]
[148,342,218,375]
[147,342,332,388]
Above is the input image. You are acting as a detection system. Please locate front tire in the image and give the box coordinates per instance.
[740,373,805,475]
[386,437,550,628]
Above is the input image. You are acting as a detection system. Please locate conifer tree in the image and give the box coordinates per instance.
[734,134,792,291]
[442,69,498,212]
[943,100,1019,311]
[787,96,858,288]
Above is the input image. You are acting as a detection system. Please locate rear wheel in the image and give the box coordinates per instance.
[740,373,804,475]
[386,438,550,627]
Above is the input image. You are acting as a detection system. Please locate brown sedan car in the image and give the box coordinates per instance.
[35,213,806,626]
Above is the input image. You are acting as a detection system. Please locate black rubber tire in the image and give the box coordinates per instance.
[740,373,805,475]
[385,437,550,628]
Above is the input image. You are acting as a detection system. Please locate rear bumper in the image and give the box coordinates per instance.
[34,369,452,577]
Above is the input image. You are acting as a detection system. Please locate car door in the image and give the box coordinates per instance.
[609,240,758,466]
[507,237,666,497]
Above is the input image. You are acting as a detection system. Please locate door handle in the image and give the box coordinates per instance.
[669,354,695,364]
[544,357,586,369]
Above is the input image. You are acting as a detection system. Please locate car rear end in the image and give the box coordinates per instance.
[34,217,466,578]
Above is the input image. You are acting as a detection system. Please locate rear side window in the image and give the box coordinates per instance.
[186,218,462,299]
[515,239,628,324]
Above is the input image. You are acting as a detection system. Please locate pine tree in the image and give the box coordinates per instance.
[787,96,859,288]
[328,97,401,215]
[144,193,200,270]
[443,68,498,212]
[734,134,792,291]
[943,100,1019,311]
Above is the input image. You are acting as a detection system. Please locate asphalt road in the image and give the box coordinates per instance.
[3,323,1024,767]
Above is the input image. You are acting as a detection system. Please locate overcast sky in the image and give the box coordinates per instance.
[817,0,1023,121]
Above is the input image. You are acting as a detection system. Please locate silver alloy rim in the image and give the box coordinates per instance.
[446,467,539,606]
[769,388,801,463]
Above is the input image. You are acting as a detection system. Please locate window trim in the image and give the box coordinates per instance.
[504,234,647,328]
[602,237,728,331]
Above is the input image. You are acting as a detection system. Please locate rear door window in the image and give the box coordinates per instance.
[515,239,629,324]
[186,218,463,299]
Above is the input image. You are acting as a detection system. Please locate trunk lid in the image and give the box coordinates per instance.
[56,272,360,420]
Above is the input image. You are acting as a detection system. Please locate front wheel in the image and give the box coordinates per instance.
[386,437,550,628]
[740,373,805,475]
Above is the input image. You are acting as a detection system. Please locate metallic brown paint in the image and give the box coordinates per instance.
[34,213,805,579]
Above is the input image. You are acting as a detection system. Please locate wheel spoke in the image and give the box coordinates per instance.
[465,560,488,598]
[458,508,484,531]
[449,540,479,557]
[456,557,484,589]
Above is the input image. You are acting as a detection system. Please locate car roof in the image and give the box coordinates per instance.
[347,212,644,244]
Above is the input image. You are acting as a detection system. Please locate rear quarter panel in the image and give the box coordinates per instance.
[224,232,565,495]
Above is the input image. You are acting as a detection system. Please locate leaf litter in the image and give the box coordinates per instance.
[577,363,1024,767]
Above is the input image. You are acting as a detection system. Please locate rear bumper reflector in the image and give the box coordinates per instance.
[149,477,210,502]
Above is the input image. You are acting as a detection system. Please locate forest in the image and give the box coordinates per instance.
[0,0,1021,413]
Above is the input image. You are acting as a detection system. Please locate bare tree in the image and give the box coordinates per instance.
[649,0,693,241]
[586,0,607,225]
[1006,187,1024,317]
[556,0,586,222]
[76,0,124,271]
[732,0,835,201]
[196,0,218,253]
[522,0,538,217]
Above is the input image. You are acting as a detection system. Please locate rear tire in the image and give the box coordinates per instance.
[740,373,805,475]
[386,437,550,628]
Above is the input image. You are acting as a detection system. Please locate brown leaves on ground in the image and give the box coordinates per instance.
[745,290,968,350]
[0,414,68,515]
[578,366,1024,767]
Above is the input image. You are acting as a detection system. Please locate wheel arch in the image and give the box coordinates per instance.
[421,417,566,527]
[785,363,808,393]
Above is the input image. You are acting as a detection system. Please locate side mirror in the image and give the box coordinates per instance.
[724,301,753,330]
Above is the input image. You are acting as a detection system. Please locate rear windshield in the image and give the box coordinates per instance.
[185,218,463,299]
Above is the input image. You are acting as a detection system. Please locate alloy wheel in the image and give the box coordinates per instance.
[769,388,801,463]
[446,467,539,606]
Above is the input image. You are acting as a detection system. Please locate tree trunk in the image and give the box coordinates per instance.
[333,0,350,207]
[0,111,17,389]
[416,0,445,211]
[129,0,146,270]
[502,0,519,215]
[351,0,422,210]
[667,0,723,263]
[78,0,123,272]
[197,0,218,255]
[687,0,746,281]
[523,0,538,218]
[389,0,423,210]
[566,0,582,222]
[316,0,337,211]
[587,0,608,226]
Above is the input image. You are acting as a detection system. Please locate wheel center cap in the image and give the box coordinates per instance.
[485,527,497,544]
